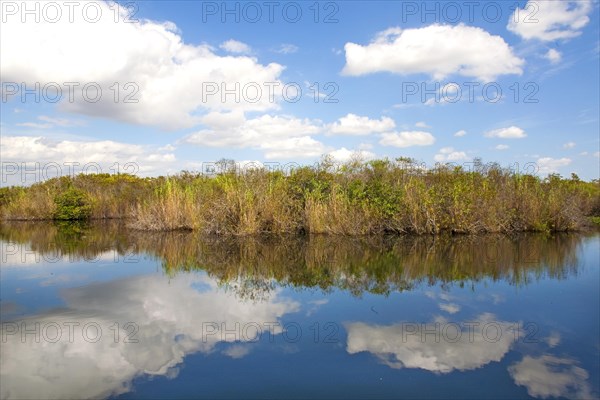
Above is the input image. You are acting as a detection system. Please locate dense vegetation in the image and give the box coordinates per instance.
[0,221,587,297]
[1,158,599,234]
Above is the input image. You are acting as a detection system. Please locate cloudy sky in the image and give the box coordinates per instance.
[1,0,598,182]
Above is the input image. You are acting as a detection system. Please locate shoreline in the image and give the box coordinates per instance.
[2,217,599,236]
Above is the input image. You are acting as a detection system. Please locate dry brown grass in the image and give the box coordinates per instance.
[2,160,599,235]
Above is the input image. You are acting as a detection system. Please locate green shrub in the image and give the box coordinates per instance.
[53,187,92,220]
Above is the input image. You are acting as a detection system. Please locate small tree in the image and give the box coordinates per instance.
[53,187,92,220]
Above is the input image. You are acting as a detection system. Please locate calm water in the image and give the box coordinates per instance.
[1,222,598,399]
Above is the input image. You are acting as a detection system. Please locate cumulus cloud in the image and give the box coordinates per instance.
[342,24,523,81]
[508,1,593,41]
[345,313,518,373]
[328,114,396,136]
[182,113,326,159]
[260,136,327,160]
[1,1,284,130]
[0,273,299,399]
[379,131,435,148]
[434,147,468,162]
[544,49,562,64]
[563,142,576,149]
[544,332,561,348]
[415,121,430,129]
[222,344,253,359]
[327,147,376,163]
[484,126,527,139]
[219,39,252,54]
[536,157,572,174]
[454,130,467,137]
[0,135,176,184]
[509,355,594,399]
[496,144,510,150]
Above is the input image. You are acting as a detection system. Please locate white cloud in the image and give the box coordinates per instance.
[38,115,84,127]
[544,49,562,64]
[0,136,175,165]
[484,126,527,139]
[454,130,467,137]
[1,136,173,163]
[0,273,299,399]
[15,115,84,129]
[345,313,518,373]
[537,157,572,174]
[222,344,253,359]
[545,332,561,348]
[439,303,460,314]
[434,147,468,162]
[380,131,435,148]
[328,114,396,136]
[275,43,299,54]
[159,144,177,152]
[508,1,593,41]
[438,293,453,302]
[563,142,576,149]
[594,152,600,158]
[0,135,176,184]
[342,24,523,81]
[183,113,326,159]
[495,144,510,150]
[1,1,284,130]
[509,355,593,399]
[15,122,53,129]
[220,39,252,54]
[328,147,376,163]
[491,294,505,305]
[305,299,329,317]
[415,121,430,129]
[260,136,328,160]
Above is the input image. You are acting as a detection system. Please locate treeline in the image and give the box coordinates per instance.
[1,158,599,234]
[0,221,587,297]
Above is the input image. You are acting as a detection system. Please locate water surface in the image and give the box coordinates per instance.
[1,222,598,399]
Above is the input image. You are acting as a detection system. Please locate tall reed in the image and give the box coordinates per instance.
[1,159,598,235]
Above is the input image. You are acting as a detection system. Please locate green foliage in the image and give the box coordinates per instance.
[53,187,92,220]
[1,159,599,234]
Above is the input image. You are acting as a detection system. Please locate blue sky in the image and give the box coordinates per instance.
[1,0,599,184]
